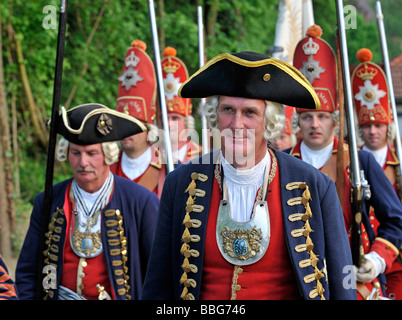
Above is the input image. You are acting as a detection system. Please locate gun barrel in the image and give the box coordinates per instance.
[37,0,68,299]
[148,0,174,173]
[335,0,361,188]
[376,1,402,201]
[197,6,209,155]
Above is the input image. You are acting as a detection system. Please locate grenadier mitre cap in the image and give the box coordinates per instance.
[351,48,390,126]
[57,103,147,145]
[292,25,338,114]
[116,39,157,124]
[283,106,295,136]
[178,51,320,110]
[161,46,192,117]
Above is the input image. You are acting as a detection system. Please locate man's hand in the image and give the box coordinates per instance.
[355,251,386,283]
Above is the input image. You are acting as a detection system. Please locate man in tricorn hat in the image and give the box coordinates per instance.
[16,103,159,300]
[287,26,402,299]
[141,50,356,300]
[161,46,202,163]
[352,48,402,300]
[111,40,165,197]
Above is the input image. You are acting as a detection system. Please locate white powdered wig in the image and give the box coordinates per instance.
[56,137,119,165]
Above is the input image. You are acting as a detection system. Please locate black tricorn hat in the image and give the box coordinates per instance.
[57,103,147,145]
[179,51,320,109]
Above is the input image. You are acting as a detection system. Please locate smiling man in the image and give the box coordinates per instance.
[16,103,159,300]
[141,51,356,300]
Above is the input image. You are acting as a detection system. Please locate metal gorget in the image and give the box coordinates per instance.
[215,149,276,266]
[69,175,114,258]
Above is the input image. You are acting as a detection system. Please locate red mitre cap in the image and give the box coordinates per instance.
[116,39,157,124]
[292,25,338,114]
[282,106,294,135]
[161,47,192,117]
[351,48,390,126]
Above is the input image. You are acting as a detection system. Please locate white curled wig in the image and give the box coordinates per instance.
[199,96,285,142]
[56,137,120,165]
[146,123,160,144]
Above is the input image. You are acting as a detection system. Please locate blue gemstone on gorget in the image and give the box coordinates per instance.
[233,238,248,256]
[82,238,93,251]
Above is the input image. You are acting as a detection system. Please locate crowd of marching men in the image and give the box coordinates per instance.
[1,23,402,301]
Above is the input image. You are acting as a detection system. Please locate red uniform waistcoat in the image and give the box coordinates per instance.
[60,182,113,300]
[200,163,301,300]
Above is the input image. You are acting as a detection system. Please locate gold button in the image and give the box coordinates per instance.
[306,243,314,251]
[100,120,105,127]
[235,284,241,291]
[82,260,87,268]
[237,267,243,275]
[263,73,271,81]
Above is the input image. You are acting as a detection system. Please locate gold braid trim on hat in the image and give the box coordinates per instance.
[178,54,321,110]
[286,182,325,300]
[180,172,208,300]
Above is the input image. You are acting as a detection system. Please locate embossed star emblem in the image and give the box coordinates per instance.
[118,66,144,90]
[300,55,325,84]
[354,80,386,109]
[163,73,182,100]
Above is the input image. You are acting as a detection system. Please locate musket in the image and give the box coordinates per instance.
[147,0,174,173]
[197,5,209,155]
[375,1,402,202]
[36,0,68,299]
[335,0,366,268]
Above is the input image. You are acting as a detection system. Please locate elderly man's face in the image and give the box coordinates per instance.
[298,111,336,150]
[217,96,267,169]
[361,123,388,150]
[68,143,110,193]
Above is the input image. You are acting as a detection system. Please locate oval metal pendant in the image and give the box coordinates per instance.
[216,200,270,266]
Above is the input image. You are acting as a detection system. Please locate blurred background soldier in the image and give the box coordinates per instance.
[161,46,202,163]
[111,40,165,197]
[288,25,402,300]
[352,48,402,299]
[270,106,297,151]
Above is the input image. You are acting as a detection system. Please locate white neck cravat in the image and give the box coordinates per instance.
[221,150,270,222]
[300,140,334,169]
[172,144,188,162]
[121,146,152,180]
[362,144,388,167]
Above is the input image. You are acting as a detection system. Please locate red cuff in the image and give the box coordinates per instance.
[371,237,399,272]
